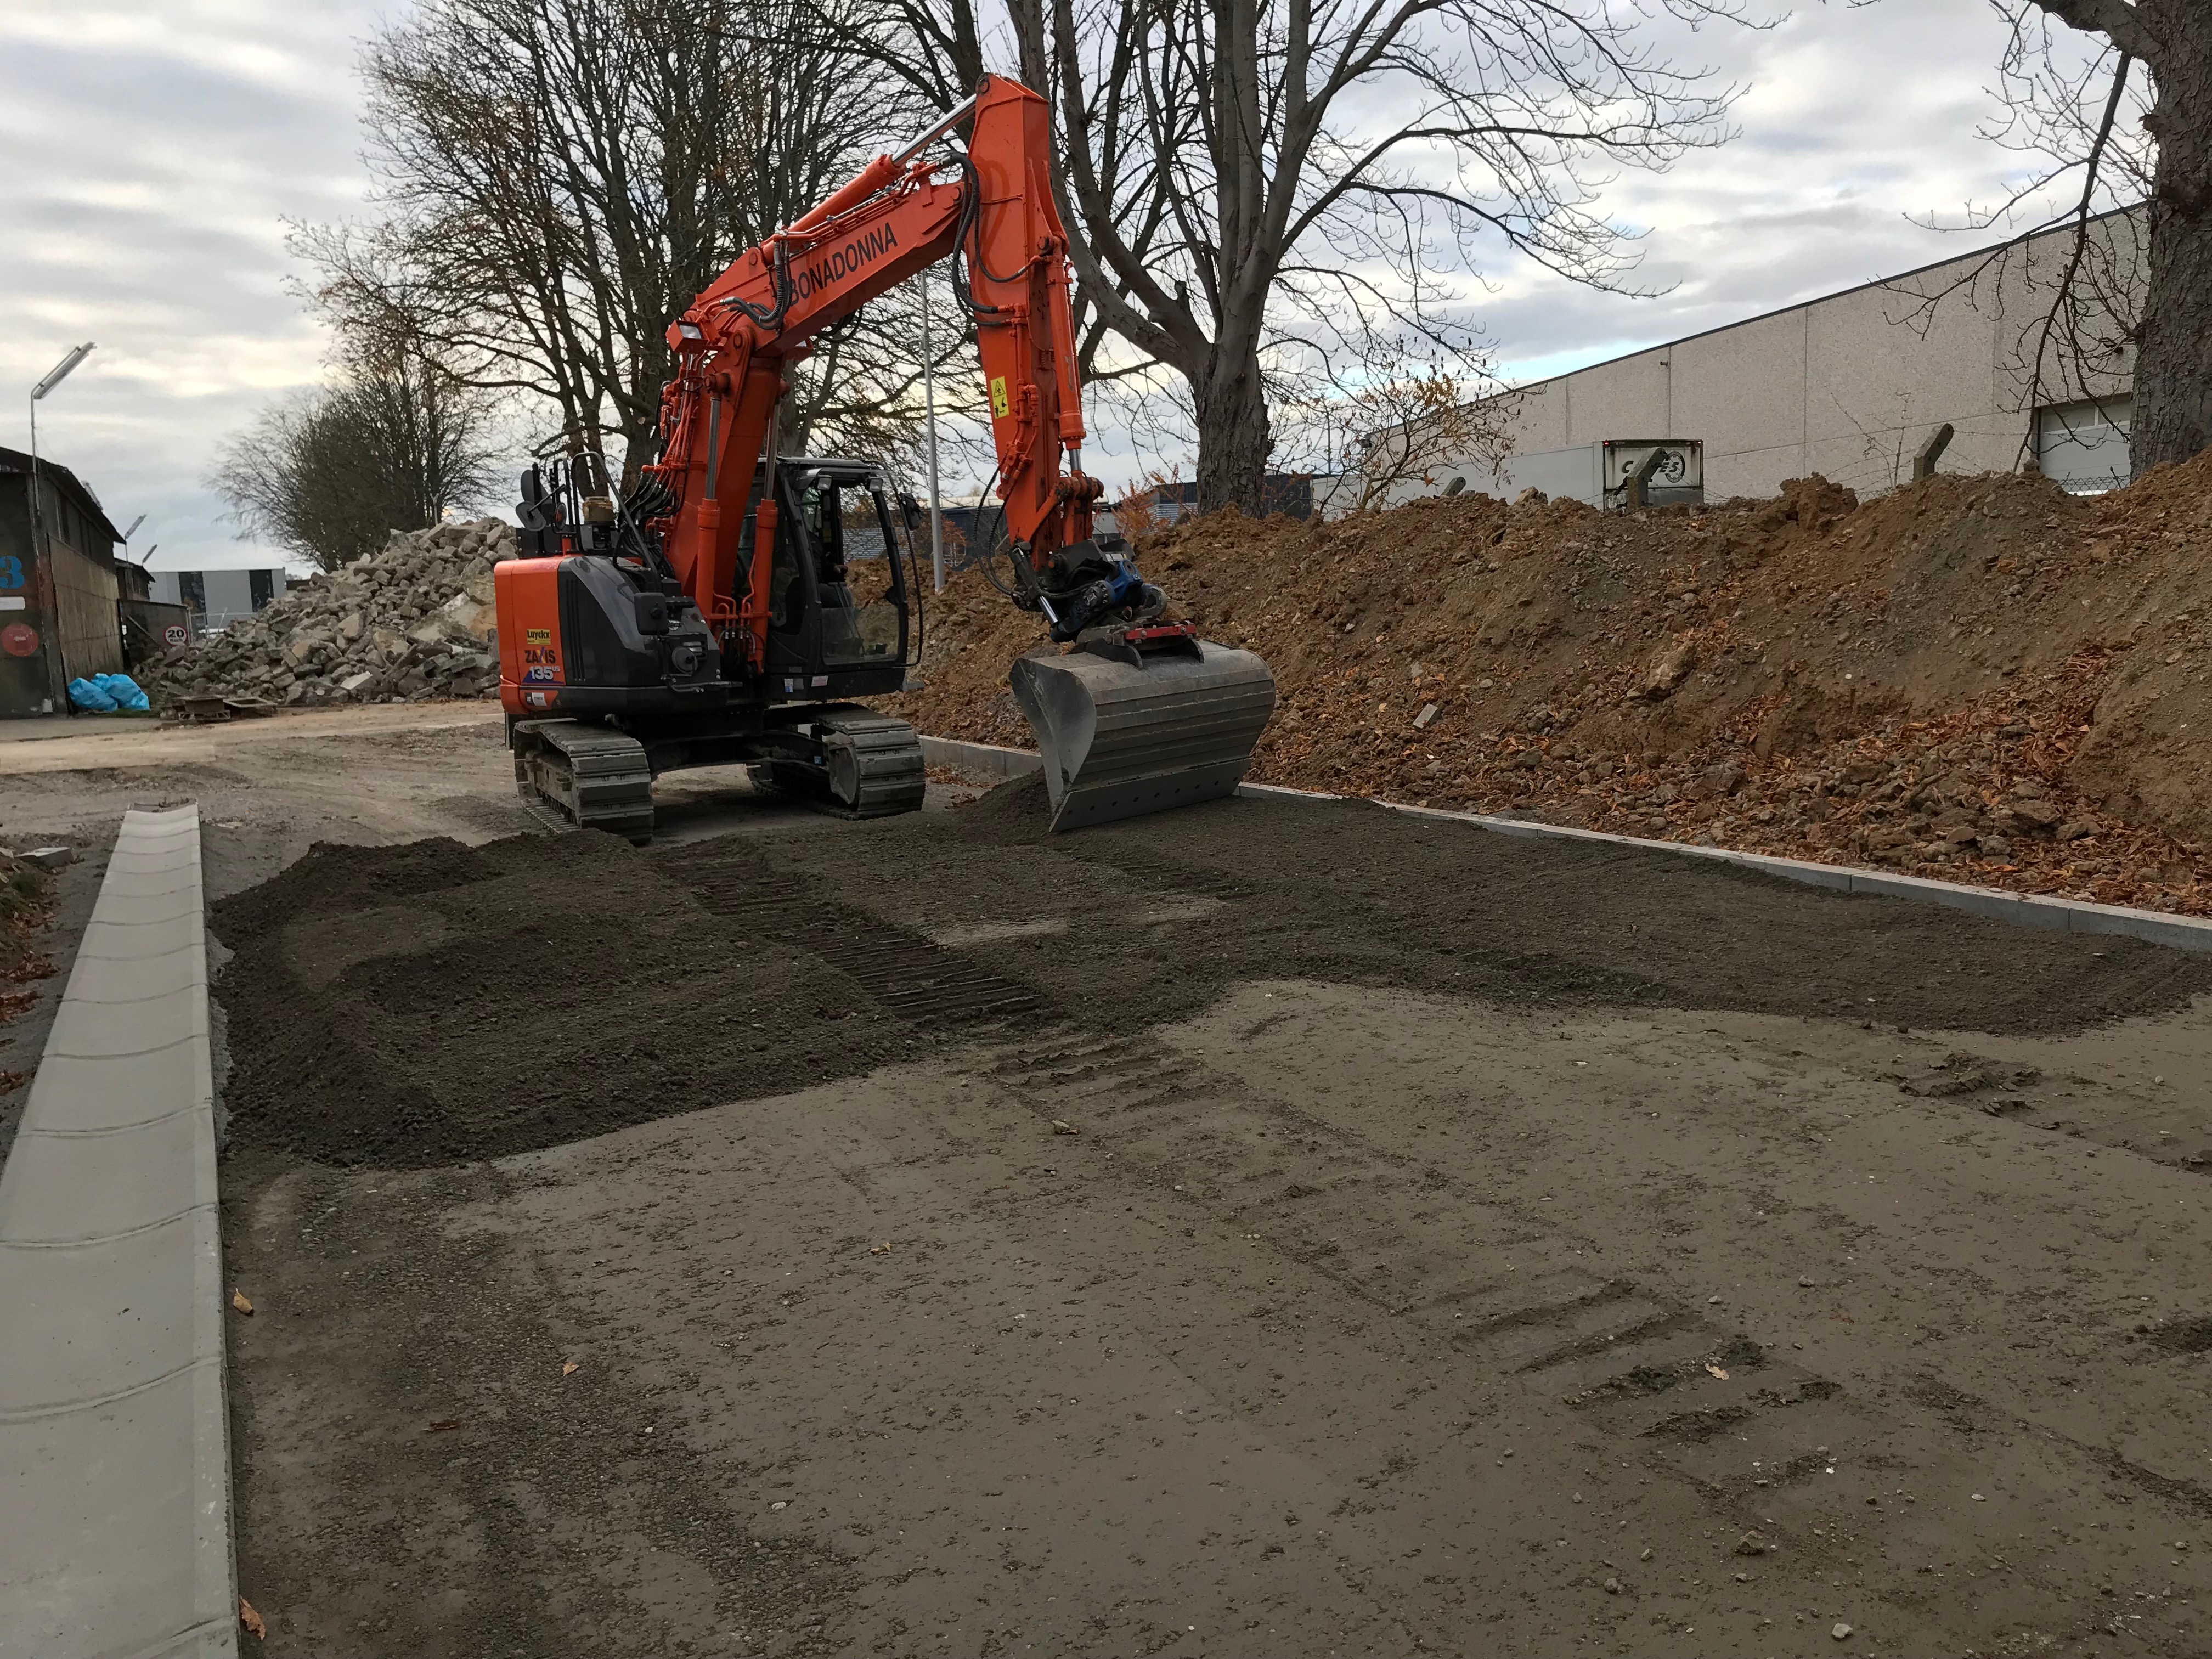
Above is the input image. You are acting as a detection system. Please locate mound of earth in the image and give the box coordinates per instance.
[881,453,2212,916]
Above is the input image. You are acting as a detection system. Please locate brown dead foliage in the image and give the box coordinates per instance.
[0,851,55,999]
[880,451,2212,916]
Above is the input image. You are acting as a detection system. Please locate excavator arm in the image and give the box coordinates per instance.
[646,79,1099,657]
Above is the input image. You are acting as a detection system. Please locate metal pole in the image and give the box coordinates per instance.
[27,388,41,564]
[26,343,93,714]
[26,390,58,714]
[919,272,946,592]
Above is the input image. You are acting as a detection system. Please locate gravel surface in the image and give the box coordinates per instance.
[208,761,2212,1656]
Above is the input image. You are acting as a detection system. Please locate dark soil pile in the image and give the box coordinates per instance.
[881,453,2212,916]
[0,850,54,1056]
[210,831,935,1167]
[216,769,2212,1170]
[791,775,2212,1040]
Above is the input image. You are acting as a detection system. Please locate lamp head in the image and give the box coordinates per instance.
[33,342,96,401]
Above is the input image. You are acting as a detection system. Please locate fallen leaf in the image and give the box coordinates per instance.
[562,1359,579,1376]
[1706,1363,1730,1380]
[239,1596,266,1639]
[428,1418,462,1432]
[231,1291,254,1316]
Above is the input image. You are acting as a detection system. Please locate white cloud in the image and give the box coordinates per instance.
[0,0,2087,531]
[0,0,392,569]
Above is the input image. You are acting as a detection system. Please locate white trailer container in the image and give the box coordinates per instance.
[1493,439,1704,510]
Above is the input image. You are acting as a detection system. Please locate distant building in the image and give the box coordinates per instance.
[148,566,290,631]
[1138,475,1327,524]
[0,445,127,718]
[1353,206,2145,511]
[922,472,1328,572]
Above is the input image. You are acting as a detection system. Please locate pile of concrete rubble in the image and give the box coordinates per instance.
[149,518,516,708]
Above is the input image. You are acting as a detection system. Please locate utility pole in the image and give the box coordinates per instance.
[917,272,946,592]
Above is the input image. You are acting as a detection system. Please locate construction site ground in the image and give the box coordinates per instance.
[4,705,2211,1658]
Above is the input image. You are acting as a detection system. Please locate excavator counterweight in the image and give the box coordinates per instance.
[494,75,1272,837]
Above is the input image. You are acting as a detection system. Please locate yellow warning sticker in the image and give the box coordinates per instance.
[525,628,552,645]
[990,376,1009,419]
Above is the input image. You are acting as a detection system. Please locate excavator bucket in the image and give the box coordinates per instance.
[1008,640,1277,832]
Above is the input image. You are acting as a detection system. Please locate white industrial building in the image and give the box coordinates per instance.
[147,565,290,633]
[1357,207,2141,509]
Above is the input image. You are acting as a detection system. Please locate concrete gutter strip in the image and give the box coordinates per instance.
[918,735,1044,781]
[0,808,236,1659]
[921,734,2212,956]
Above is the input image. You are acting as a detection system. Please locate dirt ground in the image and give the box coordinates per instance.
[0,707,978,1163]
[9,705,2212,1657]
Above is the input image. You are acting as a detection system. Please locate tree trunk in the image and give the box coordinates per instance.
[1193,346,1269,515]
[2134,3,2212,475]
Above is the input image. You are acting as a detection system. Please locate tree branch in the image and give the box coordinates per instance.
[2029,0,2155,62]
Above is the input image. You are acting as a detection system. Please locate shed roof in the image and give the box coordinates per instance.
[0,445,126,561]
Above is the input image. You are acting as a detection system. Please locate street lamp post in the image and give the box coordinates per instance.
[30,343,95,528]
[27,342,95,713]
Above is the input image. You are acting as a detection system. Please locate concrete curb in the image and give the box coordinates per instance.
[0,807,236,1658]
[919,735,2212,956]
[919,734,1044,782]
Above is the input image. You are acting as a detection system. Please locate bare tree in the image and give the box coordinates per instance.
[1285,356,1513,512]
[1880,7,2147,473]
[1884,2,2209,476]
[2023,2,2212,472]
[298,0,956,484]
[958,0,1752,516]
[213,350,499,570]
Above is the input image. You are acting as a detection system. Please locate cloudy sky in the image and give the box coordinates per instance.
[0,0,2084,567]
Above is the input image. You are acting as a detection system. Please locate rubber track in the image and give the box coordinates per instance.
[514,721,656,842]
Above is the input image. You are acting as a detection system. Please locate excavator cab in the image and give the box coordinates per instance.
[749,457,919,699]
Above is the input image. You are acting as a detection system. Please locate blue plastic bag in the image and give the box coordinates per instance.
[68,676,119,713]
[93,672,150,712]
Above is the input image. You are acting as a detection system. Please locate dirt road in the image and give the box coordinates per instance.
[178,725,2212,1658]
[9,705,2210,1656]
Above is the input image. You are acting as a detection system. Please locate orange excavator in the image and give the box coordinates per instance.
[494,75,1275,840]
